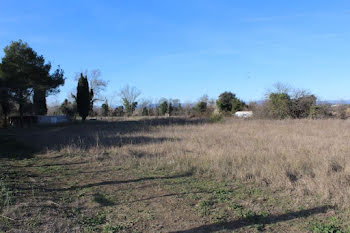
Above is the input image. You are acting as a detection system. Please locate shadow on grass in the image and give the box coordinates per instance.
[93,193,116,206]
[0,117,203,155]
[0,135,37,160]
[22,171,194,192]
[170,205,333,233]
[12,161,88,168]
[127,191,210,204]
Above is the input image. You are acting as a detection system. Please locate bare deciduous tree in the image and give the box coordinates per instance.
[119,85,141,116]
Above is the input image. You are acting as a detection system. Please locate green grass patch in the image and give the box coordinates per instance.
[103,224,125,233]
[82,212,107,231]
[310,217,343,233]
[198,199,215,216]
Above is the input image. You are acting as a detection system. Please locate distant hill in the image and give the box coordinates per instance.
[317,100,350,105]
[249,100,350,105]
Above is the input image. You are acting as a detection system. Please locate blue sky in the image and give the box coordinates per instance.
[1,0,350,105]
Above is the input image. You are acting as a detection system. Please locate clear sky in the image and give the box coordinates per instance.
[1,0,350,105]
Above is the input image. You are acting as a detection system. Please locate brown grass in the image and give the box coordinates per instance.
[57,118,350,206]
[2,117,350,232]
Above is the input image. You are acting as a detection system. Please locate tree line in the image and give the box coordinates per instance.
[0,40,348,127]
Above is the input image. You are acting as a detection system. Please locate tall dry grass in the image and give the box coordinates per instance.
[59,118,350,206]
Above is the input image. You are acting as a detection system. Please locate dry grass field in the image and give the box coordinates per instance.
[1,117,350,232]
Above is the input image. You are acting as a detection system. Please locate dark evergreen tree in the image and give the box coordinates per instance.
[232,98,246,112]
[159,101,168,115]
[196,101,207,113]
[0,78,14,127]
[76,73,90,121]
[33,66,65,115]
[112,106,124,117]
[168,102,174,116]
[1,41,38,127]
[1,40,64,126]
[142,107,149,116]
[101,100,109,117]
[216,92,236,113]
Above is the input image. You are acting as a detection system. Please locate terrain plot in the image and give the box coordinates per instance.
[1,118,349,232]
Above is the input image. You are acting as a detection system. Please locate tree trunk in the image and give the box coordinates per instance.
[4,114,8,128]
[33,88,47,115]
[19,102,23,128]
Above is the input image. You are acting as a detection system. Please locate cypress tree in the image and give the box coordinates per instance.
[76,73,90,121]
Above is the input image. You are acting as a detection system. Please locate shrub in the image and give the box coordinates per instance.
[291,95,316,119]
[142,107,149,116]
[195,101,207,113]
[168,102,174,115]
[158,101,168,116]
[216,92,235,113]
[112,106,124,117]
[309,104,333,119]
[335,105,348,120]
[269,93,291,119]
[101,101,109,117]
[59,99,76,118]
[210,112,223,123]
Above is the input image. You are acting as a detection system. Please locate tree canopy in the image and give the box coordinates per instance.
[0,40,65,126]
[216,92,245,113]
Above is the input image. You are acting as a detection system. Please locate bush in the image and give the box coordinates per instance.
[309,104,333,119]
[210,112,223,123]
[335,105,348,120]
[141,107,149,116]
[290,95,316,118]
[59,99,77,118]
[269,93,291,119]
[193,101,209,117]
[216,92,246,114]
[101,101,109,117]
[158,101,168,116]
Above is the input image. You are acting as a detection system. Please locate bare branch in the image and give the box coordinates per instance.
[119,85,141,104]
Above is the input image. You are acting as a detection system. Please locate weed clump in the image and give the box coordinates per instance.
[310,217,343,233]
[329,160,344,173]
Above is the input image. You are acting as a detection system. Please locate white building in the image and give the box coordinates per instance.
[234,111,253,118]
